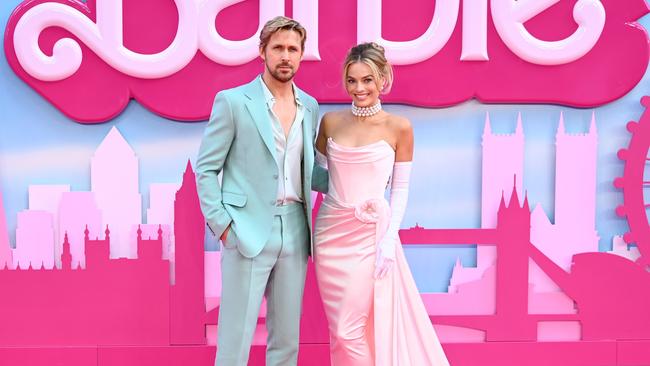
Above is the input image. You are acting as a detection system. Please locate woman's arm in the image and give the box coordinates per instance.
[375,116,414,278]
[312,113,331,193]
[394,116,414,162]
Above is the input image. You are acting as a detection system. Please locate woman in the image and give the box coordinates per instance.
[313,43,450,365]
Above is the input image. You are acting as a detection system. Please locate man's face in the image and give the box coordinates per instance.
[260,29,304,83]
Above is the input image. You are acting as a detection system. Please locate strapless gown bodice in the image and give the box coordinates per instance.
[325,137,394,205]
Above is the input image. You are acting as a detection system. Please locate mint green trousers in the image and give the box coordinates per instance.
[215,203,309,366]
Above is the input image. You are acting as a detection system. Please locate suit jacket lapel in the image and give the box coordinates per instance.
[244,77,277,164]
[297,88,314,212]
[300,94,314,178]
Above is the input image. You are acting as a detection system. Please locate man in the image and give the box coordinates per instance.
[196,16,327,366]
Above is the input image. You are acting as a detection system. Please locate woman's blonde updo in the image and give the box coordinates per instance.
[343,42,394,94]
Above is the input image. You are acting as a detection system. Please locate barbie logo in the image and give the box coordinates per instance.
[4,0,649,122]
[11,0,607,80]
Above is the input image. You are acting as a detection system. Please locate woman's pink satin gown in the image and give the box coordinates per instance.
[314,138,450,366]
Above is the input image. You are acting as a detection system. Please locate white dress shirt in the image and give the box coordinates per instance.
[260,78,305,205]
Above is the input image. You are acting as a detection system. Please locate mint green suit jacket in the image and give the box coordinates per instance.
[196,76,328,258]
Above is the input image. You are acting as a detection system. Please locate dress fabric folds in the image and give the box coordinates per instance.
[314,138,449,366]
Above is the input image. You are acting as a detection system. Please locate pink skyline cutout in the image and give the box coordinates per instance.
[0,111,649,364]
[6,127,184,273]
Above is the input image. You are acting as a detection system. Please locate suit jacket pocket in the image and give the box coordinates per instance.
[222,191,247,207]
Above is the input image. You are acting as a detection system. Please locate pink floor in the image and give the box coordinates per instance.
[2,341,650,366]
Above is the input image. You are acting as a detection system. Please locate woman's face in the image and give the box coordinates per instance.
[345,62,383,107]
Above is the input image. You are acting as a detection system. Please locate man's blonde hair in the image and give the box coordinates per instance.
[259,16,307,52]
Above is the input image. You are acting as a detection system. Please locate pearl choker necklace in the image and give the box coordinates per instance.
[351,101,382,117]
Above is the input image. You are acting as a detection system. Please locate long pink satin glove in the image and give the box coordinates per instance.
[375,162,412,279]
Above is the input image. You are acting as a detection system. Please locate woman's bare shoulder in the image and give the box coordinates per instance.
[321,110,350,127]
[322,109,350,121]
[385,113,412,133]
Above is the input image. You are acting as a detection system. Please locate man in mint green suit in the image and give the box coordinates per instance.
[196,17,327,366]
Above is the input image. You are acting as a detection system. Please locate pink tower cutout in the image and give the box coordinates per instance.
[91,127,142,259]
[530,112,599,293]
[170,161,209,345]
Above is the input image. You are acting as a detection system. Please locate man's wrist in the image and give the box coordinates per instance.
[220,225,231,241]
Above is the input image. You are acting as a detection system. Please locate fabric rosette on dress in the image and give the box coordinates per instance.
[355,198,388,223]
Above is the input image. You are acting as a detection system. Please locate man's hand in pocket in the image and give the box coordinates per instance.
[220,225,231,242]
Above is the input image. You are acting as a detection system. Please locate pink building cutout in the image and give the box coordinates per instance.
[0,178,13,268]
[14,210,55,269]
[27,185,70,268]
[91,127,142,259]
[11,128,181,271]
[608,235,640,261]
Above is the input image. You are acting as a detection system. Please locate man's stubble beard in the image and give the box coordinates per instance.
[266,61,296,83]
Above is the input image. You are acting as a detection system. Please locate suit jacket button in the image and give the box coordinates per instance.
[273,174,279,180]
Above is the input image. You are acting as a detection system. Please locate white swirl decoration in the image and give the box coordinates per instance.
[357,0,460,65]
[14,0,199,81]
[491,0,606,65]
[199,0,283,66]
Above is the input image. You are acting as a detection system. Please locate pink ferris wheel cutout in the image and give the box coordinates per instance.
[615,96,650,268]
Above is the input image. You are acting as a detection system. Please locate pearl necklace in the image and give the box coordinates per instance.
[351,101,382,117]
